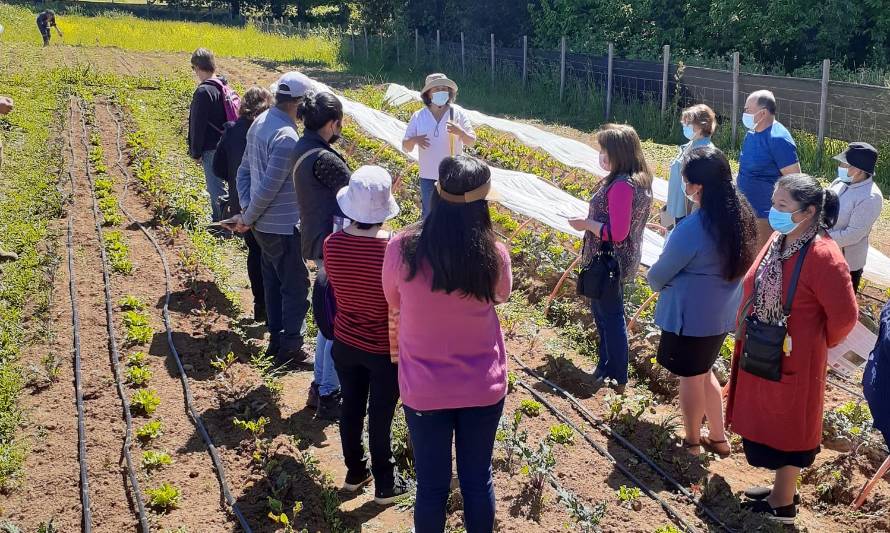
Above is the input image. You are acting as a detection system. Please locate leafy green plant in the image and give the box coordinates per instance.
[103,230,133,275]
[141,450,173,471]
[519,399,543,417]
[131,389,161,416]
[507,371,517,393]
[210,351,237,373]
[267,497,308,533]
[127,351,148,367]
[605,389,655,433]
[617,485,643,510]
[122,310,153,345]
[136,420,163,443]
[496,410,527,474]
[36,520,57,533]
[146,482,181,512]
[391,406,415,478]
[126,365,153,387]
[119,295,145,311]
[823,400,876,448]
[548,423,574,445]
[234,416,270,465]
[555,486,607,532]
[519,440,557,512]
[653,525,682,533]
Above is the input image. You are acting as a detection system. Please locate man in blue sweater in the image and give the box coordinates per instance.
[230,72,313,368]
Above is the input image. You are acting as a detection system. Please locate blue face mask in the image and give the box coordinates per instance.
[742,112,757,131]
[837,166,852,183]
[431,91,450,107]
[682,124,695,141]
[768,207,804,235]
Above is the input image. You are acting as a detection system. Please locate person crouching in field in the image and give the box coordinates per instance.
[36,10,61,47]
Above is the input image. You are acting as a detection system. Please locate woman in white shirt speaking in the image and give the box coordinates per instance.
[402,73,477,218]
[829,142,883,292]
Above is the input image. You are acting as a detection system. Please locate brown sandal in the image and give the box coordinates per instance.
[700,436,731,458]
[682,440,702,455]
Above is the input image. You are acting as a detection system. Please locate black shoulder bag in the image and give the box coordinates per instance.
[739,238,812,382]
[576,224,622,301]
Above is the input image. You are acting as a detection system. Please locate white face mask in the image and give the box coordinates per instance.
[682,179,699,203]
[431,91,450,107]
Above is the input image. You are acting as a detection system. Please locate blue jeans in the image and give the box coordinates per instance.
[405,398,504,533]
[252,228,310,358]
[590,287,629,384]
[420,178,437,219]
[314,262,339,396]
[202,149,226,222]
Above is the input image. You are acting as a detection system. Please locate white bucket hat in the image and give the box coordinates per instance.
[421,73,458,95]
[337,166,400,225]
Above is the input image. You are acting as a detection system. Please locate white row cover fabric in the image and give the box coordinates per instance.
[305,78,668,265]
[385,82,890,288]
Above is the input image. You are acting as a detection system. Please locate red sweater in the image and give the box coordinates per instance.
[323,232,390,355]
[725,234,858,451]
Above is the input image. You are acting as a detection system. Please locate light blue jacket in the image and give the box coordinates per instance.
[647,210,742,337]
[666,137,712,220]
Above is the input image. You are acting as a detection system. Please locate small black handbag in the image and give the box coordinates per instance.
[577,225,622,300]
[738,238,812,382]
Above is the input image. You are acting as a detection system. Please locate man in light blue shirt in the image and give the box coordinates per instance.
[230,72,312,368]
[737,90,801,249]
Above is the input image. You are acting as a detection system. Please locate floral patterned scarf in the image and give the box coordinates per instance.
[753,223,819,325]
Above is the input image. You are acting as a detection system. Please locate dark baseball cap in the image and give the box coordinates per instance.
[834,142,878,175]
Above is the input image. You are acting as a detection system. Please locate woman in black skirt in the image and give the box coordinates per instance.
[647,146,756,456]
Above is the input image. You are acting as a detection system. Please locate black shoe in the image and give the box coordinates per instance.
[275,348,313,370]
[307,382,319,409]
[343,467,372,492]
[374,475,410,505]
[315,391,341,421]
[744,486,801,505]
[740,499,796,525]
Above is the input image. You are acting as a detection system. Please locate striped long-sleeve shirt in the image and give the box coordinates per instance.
[323,231,391,355]
[236,107,301,235]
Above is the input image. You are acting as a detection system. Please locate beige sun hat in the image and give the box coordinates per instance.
[421,73,458,95]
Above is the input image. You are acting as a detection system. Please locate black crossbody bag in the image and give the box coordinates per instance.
[738,238,812,382]
[576,224,622,300]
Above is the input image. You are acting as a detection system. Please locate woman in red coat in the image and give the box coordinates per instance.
[725,173,858,525]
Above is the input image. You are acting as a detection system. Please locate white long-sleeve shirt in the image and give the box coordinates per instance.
[829,177,884,271]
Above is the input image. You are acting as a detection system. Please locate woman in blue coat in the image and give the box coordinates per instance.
[648,146,757,456]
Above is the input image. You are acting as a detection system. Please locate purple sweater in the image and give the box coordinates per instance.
[382,233,512,411]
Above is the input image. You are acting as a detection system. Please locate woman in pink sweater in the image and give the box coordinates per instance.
[383,155,511,533]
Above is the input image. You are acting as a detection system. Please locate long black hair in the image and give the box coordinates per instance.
[401,155,501,302]
[296,91,343,131]
[776,173,840,230]
[682,146,757,280]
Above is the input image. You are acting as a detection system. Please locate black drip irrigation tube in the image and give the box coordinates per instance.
[513,355,738,533]
[515,380,703,533]
[105,103,253,532]
[64,102,93,532]
[827,373,866,401]
[75,100,150,532]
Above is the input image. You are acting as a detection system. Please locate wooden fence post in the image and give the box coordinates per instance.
[560,36,566,102]
[731,52,740,147]
[363,27,369,60]
[380,33,384,58]
[350,33,355,57]
[661,45,670,115]
[606,43,614,119]
[396,34,400,66]
[522,35,528,87]
[491,33,496,87]
[461,32,466,76]
[415,28,419,66]
[817,59,831,161]
[436,30,441,66]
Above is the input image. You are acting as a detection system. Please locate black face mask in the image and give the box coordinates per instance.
[328,133,341,145]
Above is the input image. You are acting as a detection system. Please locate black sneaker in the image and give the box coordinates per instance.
[315,391,342,421]
[744,486,801,505]
[374,475,410,505]
[741,499,796,524]
[253,304,267,324]
[343,467,372,492]
[306,382,320,409]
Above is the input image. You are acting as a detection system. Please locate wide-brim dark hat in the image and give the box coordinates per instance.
[834,142,878,175]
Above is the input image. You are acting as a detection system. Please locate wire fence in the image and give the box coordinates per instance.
[283,24,890,155]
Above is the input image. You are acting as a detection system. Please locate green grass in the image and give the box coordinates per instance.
[0,3,340,67]
[0,43,66,489]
